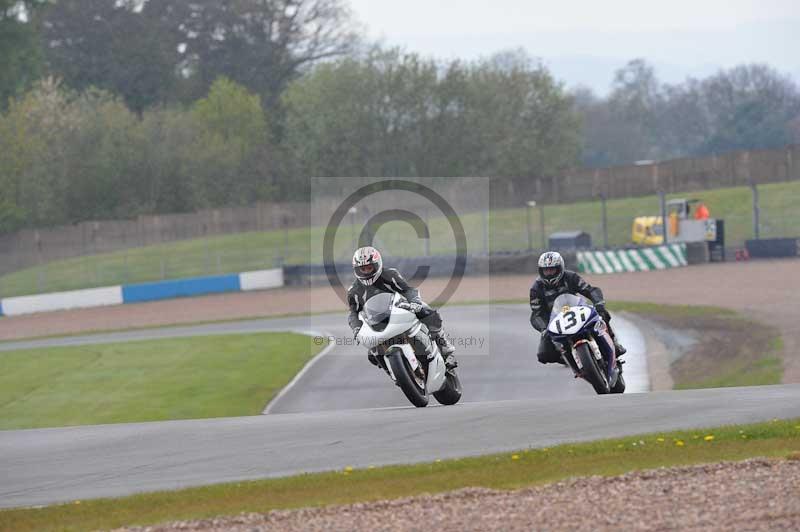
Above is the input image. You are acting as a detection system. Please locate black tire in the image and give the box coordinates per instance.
[575,343,609,394]
[611,371,626,394]
[387,351,428,407]
[433,370,462,405]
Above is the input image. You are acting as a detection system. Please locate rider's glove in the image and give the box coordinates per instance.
[595,303,608,318]
[353,326,361,344]
[397,301,423,314]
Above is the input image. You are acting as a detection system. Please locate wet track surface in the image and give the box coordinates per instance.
[1,305,798,509]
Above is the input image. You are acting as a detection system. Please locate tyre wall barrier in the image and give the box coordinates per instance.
[283,255,482,287]
[0,268,284,317]
[577,244,688,274]
[282,252,579,287]
[284,245,701,287]
[684,242,710,265]
[745,238,799,258]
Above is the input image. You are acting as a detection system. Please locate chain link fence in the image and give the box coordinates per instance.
[1,181,798,298]
[492,182,800,254]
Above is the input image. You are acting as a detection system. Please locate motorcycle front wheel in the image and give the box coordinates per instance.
[575,343,610,394]
[387,350,429,407]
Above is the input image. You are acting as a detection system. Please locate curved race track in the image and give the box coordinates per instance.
[0,305,798,509]
[0,304,649,413]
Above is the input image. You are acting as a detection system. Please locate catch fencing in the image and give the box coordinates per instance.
[0,144,798,298]
[1,180,798,298]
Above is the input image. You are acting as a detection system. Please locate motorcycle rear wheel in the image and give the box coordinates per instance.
[388,351,429,407]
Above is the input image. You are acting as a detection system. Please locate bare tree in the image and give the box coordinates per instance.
[41,0,180,112]
[166,0,360,107]
[41,0,359,111]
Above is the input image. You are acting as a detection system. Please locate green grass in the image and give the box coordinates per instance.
[607,301,783,388]
[490,179,800,251]
[0,332,322,430]
[0,300,781,409]
[674,339,784,390]
[607,301,739,318]
[2,418,798,532]
[1,181,799,298]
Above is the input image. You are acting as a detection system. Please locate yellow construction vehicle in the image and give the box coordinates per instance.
[631,215,665,246]
[631,199,709,245]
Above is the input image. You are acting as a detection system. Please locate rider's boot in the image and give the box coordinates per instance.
[614,339,627,357]
[606,324,627,357]
[430,327,457,369]
[367,352,379,366]
[611,337,628,358]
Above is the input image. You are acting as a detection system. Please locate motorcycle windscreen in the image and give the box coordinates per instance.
[549,293,592,322]
[363,293,394,327]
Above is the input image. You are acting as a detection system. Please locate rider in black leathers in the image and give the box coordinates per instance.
[530,251,626,364]
[347,246,457,368]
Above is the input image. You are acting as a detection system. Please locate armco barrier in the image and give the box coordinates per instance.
[0,268,283,317]
[577,244,688,274]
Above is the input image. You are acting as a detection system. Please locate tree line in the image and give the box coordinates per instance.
[0,45,579,230]
[1,0,799,233]
[575,59,800,167]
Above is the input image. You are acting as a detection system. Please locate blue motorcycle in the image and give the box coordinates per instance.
[547,294,625,394]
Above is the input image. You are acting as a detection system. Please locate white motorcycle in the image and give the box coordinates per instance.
[356,292,462,407]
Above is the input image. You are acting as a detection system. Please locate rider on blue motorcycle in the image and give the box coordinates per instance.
[530,251,627,364]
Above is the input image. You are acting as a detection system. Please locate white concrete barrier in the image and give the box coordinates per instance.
[2,286,124,316]
[239,268,284,291]
[0,268,286,317]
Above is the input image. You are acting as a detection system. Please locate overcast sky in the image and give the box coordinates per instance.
[347,0,800,94]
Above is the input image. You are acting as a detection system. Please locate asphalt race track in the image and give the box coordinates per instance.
[0,304,649,413]
[265,304,649,413]
[1,305,798,509]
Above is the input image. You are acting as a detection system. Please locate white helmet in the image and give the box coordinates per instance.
[538,251,565,287]
[353,246,383,285]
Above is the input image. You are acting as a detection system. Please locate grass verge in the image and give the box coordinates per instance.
[0,300,781,390]
[489,299,782,387]
[0,332,322,430]
[2,180,799,298]
[1,418,798,532]
[607,301,784,388]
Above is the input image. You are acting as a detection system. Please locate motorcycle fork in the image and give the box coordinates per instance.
[563,340,584,378]
[409,332,433,379]
[593,322,617,371]
[377,357,394,380]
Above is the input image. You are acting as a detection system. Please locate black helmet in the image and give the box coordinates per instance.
[538,251,565,287]
[352,246,383,285]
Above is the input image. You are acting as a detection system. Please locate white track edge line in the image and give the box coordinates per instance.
[262,330,336,414]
